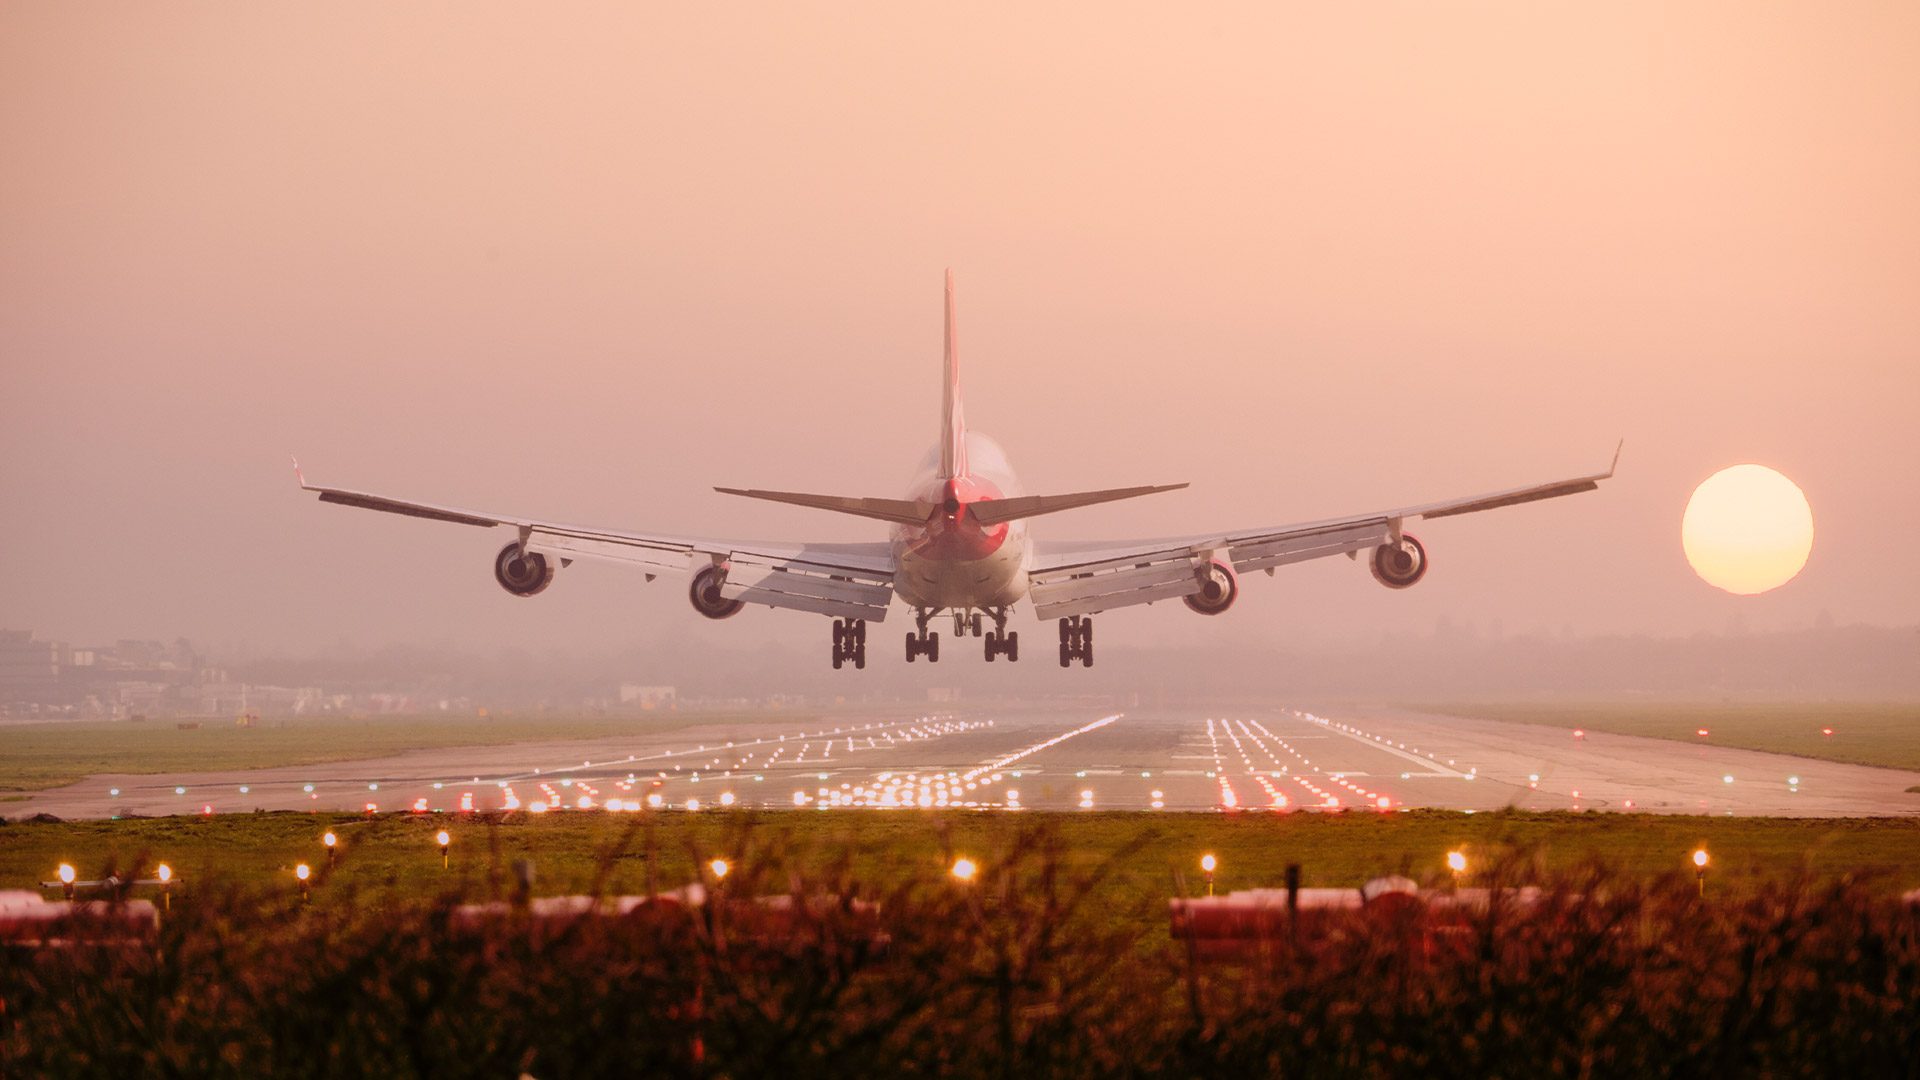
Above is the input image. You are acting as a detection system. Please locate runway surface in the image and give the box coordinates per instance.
[21,705,1920,820]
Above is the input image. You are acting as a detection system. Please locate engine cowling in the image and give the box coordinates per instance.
[1183,559,1239,616]
[494,542,556,597]
[1370,534,1428,589]
[689,563,745,619]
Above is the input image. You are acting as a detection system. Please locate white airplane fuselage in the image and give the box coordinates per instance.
[889,432,1031,611]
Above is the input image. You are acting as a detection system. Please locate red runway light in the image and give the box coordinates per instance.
[1697,729,1709,737]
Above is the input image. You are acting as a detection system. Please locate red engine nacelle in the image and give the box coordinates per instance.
[494,542,556,597]
[1183,559,1239,616]
[689,563,745,619]
[1370,534,1428,589]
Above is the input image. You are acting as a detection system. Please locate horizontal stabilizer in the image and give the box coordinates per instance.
[715,488,933,526]
[967,484,1187,527]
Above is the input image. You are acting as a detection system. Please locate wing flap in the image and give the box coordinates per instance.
[1231,519,1391,573]
[1029,551,1202,620]
[718,554,894,621]
[525,528,696,575]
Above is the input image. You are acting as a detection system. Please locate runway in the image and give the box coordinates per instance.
[20,705,1920,820]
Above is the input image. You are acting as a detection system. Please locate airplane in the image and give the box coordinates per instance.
[295,271,1618,670]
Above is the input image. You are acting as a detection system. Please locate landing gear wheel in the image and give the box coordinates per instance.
[927,632,939,663]
[831,618,866,670]
[984,630,999,662]
[1005,631,1018,662]
[1057,616,1095,667]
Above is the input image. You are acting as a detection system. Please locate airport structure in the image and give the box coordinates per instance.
[0,629,324,720]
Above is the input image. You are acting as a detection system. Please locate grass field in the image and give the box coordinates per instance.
[1422,701,1920,772]
[7,808,1919,920]
[0,710,806,793]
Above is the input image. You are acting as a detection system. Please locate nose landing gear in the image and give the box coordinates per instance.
[831,618,867,669]
[1058,616,1094,667]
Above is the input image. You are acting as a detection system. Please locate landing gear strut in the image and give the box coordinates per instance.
[831,618,867,669]
[906,608,940,663]
[983,607,1018,662]
[1058,616,1094,667]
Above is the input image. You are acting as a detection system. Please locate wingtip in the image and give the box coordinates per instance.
[1608,438,1624,477]
[289,453,309,490]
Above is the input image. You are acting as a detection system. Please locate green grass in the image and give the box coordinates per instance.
[1421,702,1920,772]
[7,809,1919,918]
[0,711,809,793]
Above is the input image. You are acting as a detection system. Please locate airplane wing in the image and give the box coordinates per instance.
[1025,443,1620,620]
[291,458,897,622]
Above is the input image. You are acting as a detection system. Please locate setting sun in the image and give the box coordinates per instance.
[1681,465,1813,595]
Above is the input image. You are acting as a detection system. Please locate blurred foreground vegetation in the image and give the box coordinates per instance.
[1423,701,1920,772]
[6,814,1918,1077]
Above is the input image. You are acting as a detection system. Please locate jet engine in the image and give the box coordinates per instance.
[689,563,745,619]
[1183,559,1239,616]
[1370,534,1428,589]
[494,541,556,597]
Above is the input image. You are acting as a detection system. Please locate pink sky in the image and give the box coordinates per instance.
[2,4,1915,656]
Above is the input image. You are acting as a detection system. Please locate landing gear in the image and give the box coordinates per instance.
[982,607,1017,662]
[1058,616,1094,667]
[831,618,867,669]
[906,608,940,663]
[984,629,1019,662]
[953,610,984,637]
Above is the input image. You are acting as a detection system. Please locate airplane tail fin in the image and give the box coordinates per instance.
[940,269,967,479]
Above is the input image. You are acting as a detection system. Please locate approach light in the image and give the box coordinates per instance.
[157,864,172,883]
[323,831,337,848]
[685,798,700,812]
[951,858,976,881]
[1200,855,1216,873]
[720,792,735,807]
[1693,849,1709,868]
[1447,851,1467,874]
[296,863,310,881]
[58,863,75,884]
[710,859,728,879]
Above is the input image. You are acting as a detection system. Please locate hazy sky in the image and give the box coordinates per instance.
[4,3,1916,659]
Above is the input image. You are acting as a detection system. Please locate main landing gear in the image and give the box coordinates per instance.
[831,618,867,669]
[906,609,940,663]
[982,607,1018,662]
[903,607,1020,663]
[1058,616,1094,667]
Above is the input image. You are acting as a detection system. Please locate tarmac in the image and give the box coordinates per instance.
[17,705,1920,820]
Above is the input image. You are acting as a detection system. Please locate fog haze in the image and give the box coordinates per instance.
[4,4,1916,661]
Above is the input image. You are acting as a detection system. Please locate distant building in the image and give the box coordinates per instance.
[619,684,676,708]
[0,630,69,706]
